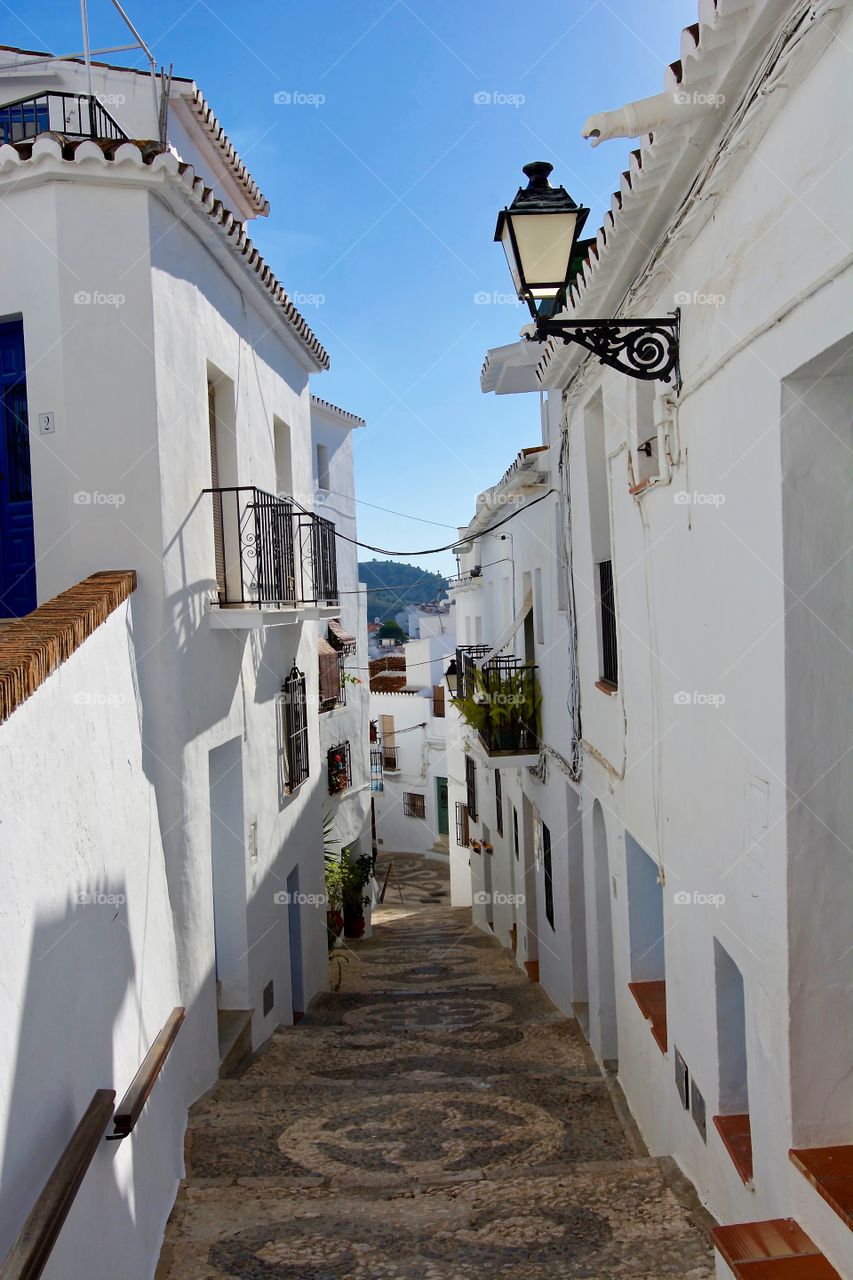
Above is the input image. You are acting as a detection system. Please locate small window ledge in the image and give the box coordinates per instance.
[710,1217,841,1279]
[789,1145,853,1230]
[713,1113,753,1184]
[595,679,618,697]
[628,980,667,1053]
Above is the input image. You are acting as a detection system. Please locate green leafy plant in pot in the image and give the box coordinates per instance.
[323,809,345,951]
[341,851,373,939]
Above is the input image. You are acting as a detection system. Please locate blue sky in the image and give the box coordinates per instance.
[7,0,697,574]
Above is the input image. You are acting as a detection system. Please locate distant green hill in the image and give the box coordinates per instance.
[358,560,448,626]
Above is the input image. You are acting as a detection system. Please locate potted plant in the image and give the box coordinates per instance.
[482,841,494,854]
[470,839,482,853]
[323,811,345,948]
[341,851,373,938]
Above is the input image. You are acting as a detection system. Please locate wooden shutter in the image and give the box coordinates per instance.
[208,383,226,598]
[432,684,445,718]
[319,638,341,708]
[381,714,396,768]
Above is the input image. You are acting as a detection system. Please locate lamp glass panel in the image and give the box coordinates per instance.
[500,221,523,295]
[508,210,578,297]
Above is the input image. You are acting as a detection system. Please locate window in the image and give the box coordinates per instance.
[274,416,292,497]
[370,748,384,792]
[380,714,398,770]
[543,822,555,929]
[455,801,470,848]
[465,755,478,822]
[319,639,344,711]
[327,742,352,795]
[208,382,226,599]
[626,833,666,1052]
[316,442,330,491]
[281,666,309,793]
[713,940,751,1181]
[403,793,426,818]
[534,567,544,643]
[495,770,504,836]
[512,805,519,859]
[598,559,618,688]
[432,684,445,718]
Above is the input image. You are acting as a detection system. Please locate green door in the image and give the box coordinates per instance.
[436,777,449,836]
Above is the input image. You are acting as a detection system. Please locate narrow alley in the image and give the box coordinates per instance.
[157,856,715,1279]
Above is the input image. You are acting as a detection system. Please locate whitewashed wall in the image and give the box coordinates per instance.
[0,599,185,1280]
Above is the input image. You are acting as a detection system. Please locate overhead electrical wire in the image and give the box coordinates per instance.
[323,489,458,529]
[330,488,558,558]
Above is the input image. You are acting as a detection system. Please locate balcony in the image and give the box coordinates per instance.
[206,487,338,629]
[455,646,540,767]
[381,745,400,773]
[0,91,127,146]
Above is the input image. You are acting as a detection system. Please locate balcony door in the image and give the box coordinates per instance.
[0,319,36,618]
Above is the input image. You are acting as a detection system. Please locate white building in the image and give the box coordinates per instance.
[310,396,372,862]
[370,622,456,861]
[0,48,368,1279]
[448,2,853,1277]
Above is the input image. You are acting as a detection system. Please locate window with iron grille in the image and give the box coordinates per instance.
[495,770,504,836]
[598,559,618,687]
[281,666,309,793]
[327,742,352,795]
[543,822,555,929]
[455,801,470,848]
[465,755,478,822]
[403,792,426,819]
[512,806,519,860]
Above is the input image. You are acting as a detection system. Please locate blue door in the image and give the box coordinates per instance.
[0,319,36,618]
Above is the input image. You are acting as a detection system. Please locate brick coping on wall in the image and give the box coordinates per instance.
[0,571,136,725]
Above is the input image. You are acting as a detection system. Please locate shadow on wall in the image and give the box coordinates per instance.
[0,890,134,1273]
[0,886,214,1277]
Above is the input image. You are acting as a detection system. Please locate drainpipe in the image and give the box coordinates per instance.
[581,91,711,146]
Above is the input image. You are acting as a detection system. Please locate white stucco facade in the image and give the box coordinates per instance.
[449,3,853,1276]
[0,51,369,1279]
[370,630,456,861]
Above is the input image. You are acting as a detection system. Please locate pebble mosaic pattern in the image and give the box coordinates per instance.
[158,854,714,1279]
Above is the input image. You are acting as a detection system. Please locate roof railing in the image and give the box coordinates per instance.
[0,91,127,146]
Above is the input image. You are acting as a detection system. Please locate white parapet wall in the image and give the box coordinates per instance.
[0,593,185,1280]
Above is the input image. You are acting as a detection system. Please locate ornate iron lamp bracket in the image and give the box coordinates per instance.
[533,310,680,386]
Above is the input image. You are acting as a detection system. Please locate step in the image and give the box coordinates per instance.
[217,1008,252,1078]
[710,1217,842,1279]
[789,1144,853,1230]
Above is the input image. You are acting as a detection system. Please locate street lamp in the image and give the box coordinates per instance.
[445,658,459,699]
[495,162,680,385]
[494,161,590,319]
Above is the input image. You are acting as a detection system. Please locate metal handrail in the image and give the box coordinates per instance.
[0,1090,116,1280]
[109,1007,185,1140]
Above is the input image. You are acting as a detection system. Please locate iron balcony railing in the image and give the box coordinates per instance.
[0,91,127,146]
[381,744,400,772]
[459,646,540,757]
[205,487,338,608]
[454,645,491,701]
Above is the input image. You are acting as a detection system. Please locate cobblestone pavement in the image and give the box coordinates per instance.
[158,854,715,1279]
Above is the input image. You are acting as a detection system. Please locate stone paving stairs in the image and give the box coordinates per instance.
[157,854,715,1279]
